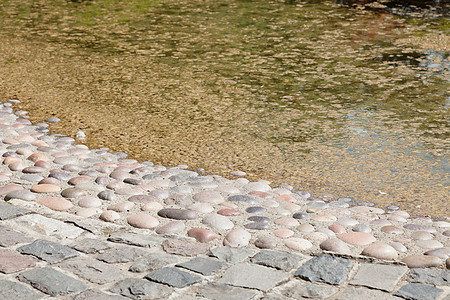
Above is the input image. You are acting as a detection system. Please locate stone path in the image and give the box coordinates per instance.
[0,100,448,299]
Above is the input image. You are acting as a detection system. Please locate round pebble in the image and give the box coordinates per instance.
[49,172,73,181]
[276,194,296,202]
[202,214,234,230]
[381,225,404,234]
[297,224,315,233]
[361,243,398,260]
[338,218,359,226]
[99,210,121,222]
[284,238,313,251]
[68,176,91,185]
[424,248,450,259]
[193,191,224,204]
[78,197,102,208]
[388,214,408,222]
[98,190,115,201]
[254,237,277,249]
[5,190,36,201]
[283,202,301,212]
[223,228,251,247]
[273,228,294,238]
[187,227,219,242]
[246,206,266,214]
[188,203,214,213]
[411,231,434,240]
[76,207,102,217]
[37,197,73,211]
[274,217,299,227]
[320,238,352,255]
[127,214,159,228]
[107,202,135,212]
[329,223,346,234]
[245,181,271,192]
[352,224,371,233]
[141,201,164,211]
[31,184,61,193]
[248,216,270,223]
[217,208,242,216]
[158,208,198,220]
[416,240,443,249]
[337,232,376,246]
[292,212,309,220]
[404,224,436,233]
[39,177,60,185]
[304,232,329,242]
[22,166,46,174]
[156,221,186,234]
[402,255,442,268]
[61,188,87,198]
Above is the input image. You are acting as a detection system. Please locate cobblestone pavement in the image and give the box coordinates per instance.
[0,100,449,299]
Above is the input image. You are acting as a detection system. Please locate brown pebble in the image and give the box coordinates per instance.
[217,208,242,216]
[36,196,73,211]
[402,255,442,268]
[127,214,159,229]
[187,227,220,242]
[254,237,277,249]
[30,184,61,193]
[27,153,49,162]
[39,177,60,185]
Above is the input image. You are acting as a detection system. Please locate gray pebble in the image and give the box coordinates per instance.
[293,212,309,219]
[248,216,270,223]
[98,190,115,201]
[245,222,270,230]
[49,172,73,181]
[352,224,372,233]
[246,206,266,214]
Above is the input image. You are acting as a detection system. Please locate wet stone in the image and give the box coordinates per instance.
[295,255,353,285]
[176,257,228,275]
[407,268,450,286]
[18,239,79,264]
[209,246,255,263]
[0,225,33,247]
[251,250,303,271]
[228,194,257,204]
[218,263,289,292]
[162,239,210,256]
[350,263,408,292]
[402,255,442,268]
[394,283,444,300]
[197,283,258,300]
[129,253,180,273]
[158,208,198,220]
[0,201,30,220]
[107,232,163,248]
[70,238,111,254]
[97,247,148,263]
[0,249,36,273]
[59,257,126,284]
[0,280,42,300]
[18,267,87,296]
[145,267,202,288]
[110,278,172,300]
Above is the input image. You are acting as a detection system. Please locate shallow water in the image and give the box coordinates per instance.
[0,0,448,217]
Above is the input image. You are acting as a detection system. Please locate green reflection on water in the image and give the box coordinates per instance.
[0,0,448,216]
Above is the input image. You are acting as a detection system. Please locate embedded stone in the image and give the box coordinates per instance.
[31,184,61,193]
[128,194,158,203]
[251,250,302,271]
[394,283,443,300]
[337,232,376,246]
[361,243,398,260]
[158,208,198,220]
[228,194,257,204]
[273,228,294,238]
[18,239,79,263]
[0,249,36,273]
[274,217,299,227]
[145,267,201,288]
[0,202,29,220]
[203,214,234,230]
[424,248,450,259]
[99,210,121,222]
[107,232,163,248]
[129,253,180,273]
[5,190,36,201]
[59,257,125,284]
[402,255,442,268]
[61,188,87,198]
[107,201,135,212]
[110,278,172,299]
[77,196,102,208]
[97,247,148,263]
[254,237,277,249]
[187,227,220,242]
[0,280,42,300]
[127,214,159,229]
[407,268,450,286]
[141,201,164,211]
[295,255,353,285]
[284,238,313,251]
[320,238,352,255]
[37,196,73,211]
[223,228,251,247]
[176,257,227,275]
[155,221,186,234]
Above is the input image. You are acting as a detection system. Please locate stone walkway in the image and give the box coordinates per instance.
[0,100,449,299]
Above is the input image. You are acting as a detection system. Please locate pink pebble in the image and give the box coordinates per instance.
[329,223,346,234]
[337,232,376,246]
[127,213,159,228]
[31,184,61,193]
[223,228,251,247]
[361,243,398,260]
[274,217,299,227]
[273,228,294,238]
[188,227,220,243]
[217,208,242,216]
[37,197,73,211]
[276,194,296,202]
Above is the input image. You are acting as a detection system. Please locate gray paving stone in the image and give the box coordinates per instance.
[0,201,29,220]
[110,278,173,299]
[64,288,128,300]
[18,239,79,263]
[197,283,259,300]
[59,257,126,284]
[209,246,255,263]
[162,239,210,256]
[407,268,449,286]
[18,267,87,296]
[9,214,84,239]
[145,267,202,288]
[218,263,290,292]
[394,283,444,300]
[176,257,228,275]
[70,238,111,254]
[251,250,303,271]
[97,246,148,263]
[350,263,408,292]
[272,281,339,299]
[0,225,33,247]
[0,279,43,300]
[108,232,163,248]
[129,253,181,273]
[294,255,353,285]
[337,286,401,300]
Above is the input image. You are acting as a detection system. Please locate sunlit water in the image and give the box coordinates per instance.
[0,0,448,217]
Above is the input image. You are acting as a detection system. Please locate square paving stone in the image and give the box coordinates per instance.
[97,246,149,263]
[70,238,112,254]
[337,286,402,300]
[394,283,444,300]
[18,239,79,264]
[145,267,202,288]
[294,255,353,285]
[350,263,408,292]
[58,257,126,284]
[0,279,43,300]
[197,283,259,300]
[407,268,449,286]
[65,288,129,300]
[129,253,181,273]
[0,201,29,220]
[217,263,290,292]
[0,249,36,273]
[108,232,163,248]
[176,257,228,275]
[110,278,173,299]
[250,250,304,271]
[18,267,88,296]
[0,225,33,247]
[209,246,255,263]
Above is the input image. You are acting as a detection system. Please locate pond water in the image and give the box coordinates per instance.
[0,0,448,217]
